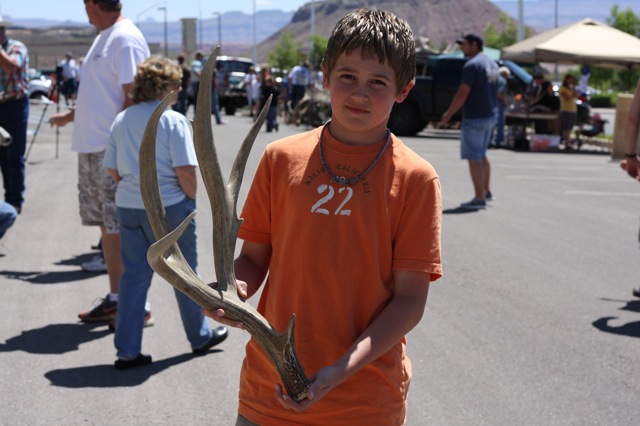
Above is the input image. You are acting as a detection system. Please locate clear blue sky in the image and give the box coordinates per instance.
[1,0,311,22]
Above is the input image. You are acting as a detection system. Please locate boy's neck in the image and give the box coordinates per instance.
[327,120,390,146]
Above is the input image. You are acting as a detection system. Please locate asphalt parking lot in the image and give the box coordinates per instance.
[1,101,638,425]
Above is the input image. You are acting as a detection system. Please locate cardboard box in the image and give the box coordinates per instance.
[530,134,560,151]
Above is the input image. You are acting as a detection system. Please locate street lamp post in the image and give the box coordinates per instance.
[252,0,257,65]
[213,12,222,50]
[158,6,168,57]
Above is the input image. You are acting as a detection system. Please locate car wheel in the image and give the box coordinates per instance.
[387,102,425,136]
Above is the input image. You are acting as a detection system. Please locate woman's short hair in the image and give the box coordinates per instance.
[130,56,182,104]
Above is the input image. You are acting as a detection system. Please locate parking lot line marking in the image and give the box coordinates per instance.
[508,175,628,182]
[565,190,640,197]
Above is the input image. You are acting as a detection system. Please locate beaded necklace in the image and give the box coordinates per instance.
[318,120,391,186]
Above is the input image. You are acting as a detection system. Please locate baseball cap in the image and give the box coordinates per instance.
[456,33,484,49]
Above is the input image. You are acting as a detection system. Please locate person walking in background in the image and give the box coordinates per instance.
[490,66,510,148]
[244,65,257,117]
[259,75,279,132]
[0,15,29,215]
[559,74,578,150]
[442,33,498,210]
[287,60,310,110]
[204,9,441,424]
[48,0,150,323]
[620,76,640,299]
[211,64,225,124]
[104,56,228,369]
[59,51,78,106]
[189,51,203,110]
[172,54,190,116]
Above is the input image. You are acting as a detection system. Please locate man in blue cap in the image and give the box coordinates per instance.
[442,33,499,210]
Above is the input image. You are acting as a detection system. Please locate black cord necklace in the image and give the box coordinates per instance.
[318,120,391,186]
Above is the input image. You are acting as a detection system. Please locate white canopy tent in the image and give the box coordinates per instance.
[501,18,640,69]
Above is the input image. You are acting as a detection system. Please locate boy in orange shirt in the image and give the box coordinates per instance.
[206,8,443,425]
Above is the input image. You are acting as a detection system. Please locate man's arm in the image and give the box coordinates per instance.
[442,84,471,124]
[121,82,135,110]
[175,165,197,200]
[278,269,430,411]
[0,47,18,73]
[623,78,640,179]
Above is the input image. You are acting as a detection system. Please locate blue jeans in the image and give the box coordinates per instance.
[266,105,278,131]
[114,197,211,359]
[212,89,223,123]
[173,91,188,115]
[461,116,496,161]
[0,98,28,209]
[0,201,17,239]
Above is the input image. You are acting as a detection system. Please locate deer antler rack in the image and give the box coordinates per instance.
[139,46,311,401]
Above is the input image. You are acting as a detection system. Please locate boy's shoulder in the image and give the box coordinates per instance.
[391,135,439,178]
[266,128,321,152]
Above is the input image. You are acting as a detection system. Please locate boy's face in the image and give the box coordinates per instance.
[322,49,413,145]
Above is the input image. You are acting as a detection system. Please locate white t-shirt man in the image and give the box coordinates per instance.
[72,18,150,153]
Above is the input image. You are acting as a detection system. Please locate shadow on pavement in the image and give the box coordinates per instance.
[55,252,100,267]
[0,250,105,284]
[0,323,109,354]
[592,299,640,338]
[44,350,224,388]
[443,207,480,215]
[0,268,104,284]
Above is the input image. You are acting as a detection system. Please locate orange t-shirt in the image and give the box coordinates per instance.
[237,127,442,425]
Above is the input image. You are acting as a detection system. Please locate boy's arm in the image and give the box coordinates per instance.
[234,240,272,299]
[278,269,430,411]
[203,240,272,328]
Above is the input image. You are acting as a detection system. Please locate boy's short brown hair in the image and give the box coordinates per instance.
[322,8,416,93]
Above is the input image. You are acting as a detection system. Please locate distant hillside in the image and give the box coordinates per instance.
[8,0,640,64]
[252,0,508,62]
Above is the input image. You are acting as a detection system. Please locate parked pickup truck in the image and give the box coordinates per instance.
[387,55,589,136]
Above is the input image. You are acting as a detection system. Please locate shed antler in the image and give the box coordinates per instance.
[139,47,311,401]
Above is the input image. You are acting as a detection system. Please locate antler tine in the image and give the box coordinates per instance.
[191,46,238,295]
[229,95,272,218]
[139,92,184,250]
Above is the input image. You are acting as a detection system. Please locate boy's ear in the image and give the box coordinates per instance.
[395,79,415,103]
[321,62,330,89]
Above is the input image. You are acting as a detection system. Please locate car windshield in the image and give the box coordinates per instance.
[216,58,253,74]
[502,60,533,85]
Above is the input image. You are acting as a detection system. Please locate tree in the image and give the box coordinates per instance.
[484,11,533,49]
[606,5,640,36]
[267,30,302,73]
[309,34,328,70]
[606,5,640,90]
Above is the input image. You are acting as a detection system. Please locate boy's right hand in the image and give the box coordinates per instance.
[202,280,249,330]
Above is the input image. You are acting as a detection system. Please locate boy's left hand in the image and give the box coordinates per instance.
[275,366,338,412]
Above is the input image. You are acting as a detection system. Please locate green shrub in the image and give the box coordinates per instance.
[589,95,613,108]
